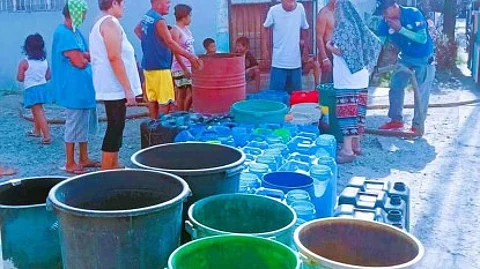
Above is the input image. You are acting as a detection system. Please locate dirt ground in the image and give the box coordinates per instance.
[1,22,479,269]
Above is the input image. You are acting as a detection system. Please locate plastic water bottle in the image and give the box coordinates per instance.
[264,148,285,170]
[243,146,263,157]
[247,162,270,180]
[286,190,311,205]
[278,160,310,175]
[316,134,337,159]
[317,156,338,208]
[288,153,317,166]
[310,165,334,218]
[239,172,261,194]
[174,130,194,142]
[232,127,249,147]
[256,155,277,172]
[291,201,316,222]
[269,143,289,158]
[246,140,269,150]
[266,135,283,145]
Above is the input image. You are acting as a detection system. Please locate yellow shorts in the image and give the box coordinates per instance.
[144,70,175,105]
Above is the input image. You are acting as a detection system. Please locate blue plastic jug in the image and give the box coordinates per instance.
[286,189,311,205]
[309,165,334,218]
[389,182,410,231]
[248,162,271,180]
[385,210,406,230]
[239,172,261,194]
[256,155,277,172]
[291,201,316,222]
[316,156,338,207]
[315,134,337,159]
[278,160,310,175]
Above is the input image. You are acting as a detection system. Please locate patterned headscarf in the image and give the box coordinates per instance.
[68,0,88,32]
[331,0,382,74]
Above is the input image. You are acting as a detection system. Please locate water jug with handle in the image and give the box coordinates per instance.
[309,165,334,218]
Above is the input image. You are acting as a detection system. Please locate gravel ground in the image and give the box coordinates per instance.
[1,20,479,269]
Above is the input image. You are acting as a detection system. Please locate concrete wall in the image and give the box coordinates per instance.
[0,0,218,88]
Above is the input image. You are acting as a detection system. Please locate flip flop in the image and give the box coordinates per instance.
[41,138,52,145]
[60,165,87,175]
[0,168,16,177]
[26,131,41,137]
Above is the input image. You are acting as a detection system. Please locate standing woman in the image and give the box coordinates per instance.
[171,4,195,112]
[326,0,382,163]
[89,0,142,170]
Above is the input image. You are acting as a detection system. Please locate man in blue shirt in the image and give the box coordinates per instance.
[376,0,435,136]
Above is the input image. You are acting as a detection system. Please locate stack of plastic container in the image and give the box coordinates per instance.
[335,176,410,231]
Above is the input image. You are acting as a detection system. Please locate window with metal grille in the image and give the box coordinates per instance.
[0,0,64,13]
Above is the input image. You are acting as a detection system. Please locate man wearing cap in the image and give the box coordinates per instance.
[376,0,435,136]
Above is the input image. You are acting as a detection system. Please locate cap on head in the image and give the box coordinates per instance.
[375,0,397,15]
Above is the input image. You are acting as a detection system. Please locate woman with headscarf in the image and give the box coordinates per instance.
[51,0,99,174]
[326,0,382,164]
[89,0,142,170]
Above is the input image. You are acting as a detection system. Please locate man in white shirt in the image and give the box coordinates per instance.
[264,0,309,93]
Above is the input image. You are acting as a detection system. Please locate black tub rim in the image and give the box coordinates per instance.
[47,169,191,218]
[0,176,67,210]
[131,142,246,176]
[187,193,296,238]
[293,218,425,269]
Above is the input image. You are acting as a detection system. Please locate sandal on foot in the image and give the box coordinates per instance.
[336,152,356,164]
[26,131,41,137]
[41,138,52,145]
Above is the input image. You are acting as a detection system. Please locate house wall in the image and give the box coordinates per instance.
[0,0,218,88]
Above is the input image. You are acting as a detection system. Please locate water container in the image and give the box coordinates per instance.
[290,91,319,106]
[389,182,410,231]
[385,210,406,230]
[247,89,291,106]
[262,172,315,203]
[316,157,338,208]
[232,127,250,147]
[278,160,310,175]
[385,195,409,231]
[192,53,246,114]
[318,83,344,143]
[316,134,337,159]
[242,146,263,157]
[248,162,271,180]
[256,155,277,172]
[264,148,285,170]
[309,165,334,218]
[289,153,317,166]
[185,194,296,246]
[48,170,191,268]
[174,130,195,142]
[338,187,387,210]
[168,235,301,269]
[0,177,66,269]
[266,135,283,145]
[290,103,322,126]
[272,128,292,143]
[315,148,331,158]
[269,143,290,158]
[296,142,318,156]
[334,204,386,222]
[246,140,269,150]
[347,177,391,194]
[286,190,311,205]
[230,100,289,125]
[290,201,316,222]
[294,218,424,269]
[239,173,261,194]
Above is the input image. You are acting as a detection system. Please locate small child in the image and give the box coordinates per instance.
[235,36,261,92]
[301,39,321,87]
[203,38,217,55]
[17,33,51,144]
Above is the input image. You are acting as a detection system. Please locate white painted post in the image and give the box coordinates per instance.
[216,0,230,53]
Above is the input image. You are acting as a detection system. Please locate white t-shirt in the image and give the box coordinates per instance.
[89,15,142,101]
[264,3,309,69]
[333,54,369,89]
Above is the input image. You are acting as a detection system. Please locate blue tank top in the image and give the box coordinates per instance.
[140,9,173,70]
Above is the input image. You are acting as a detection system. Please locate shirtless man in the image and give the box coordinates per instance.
[316,0,336,83]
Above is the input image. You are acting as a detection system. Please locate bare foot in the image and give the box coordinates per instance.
[80,159,101,168]
[65,163,86,175]
[0,167,16,177]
